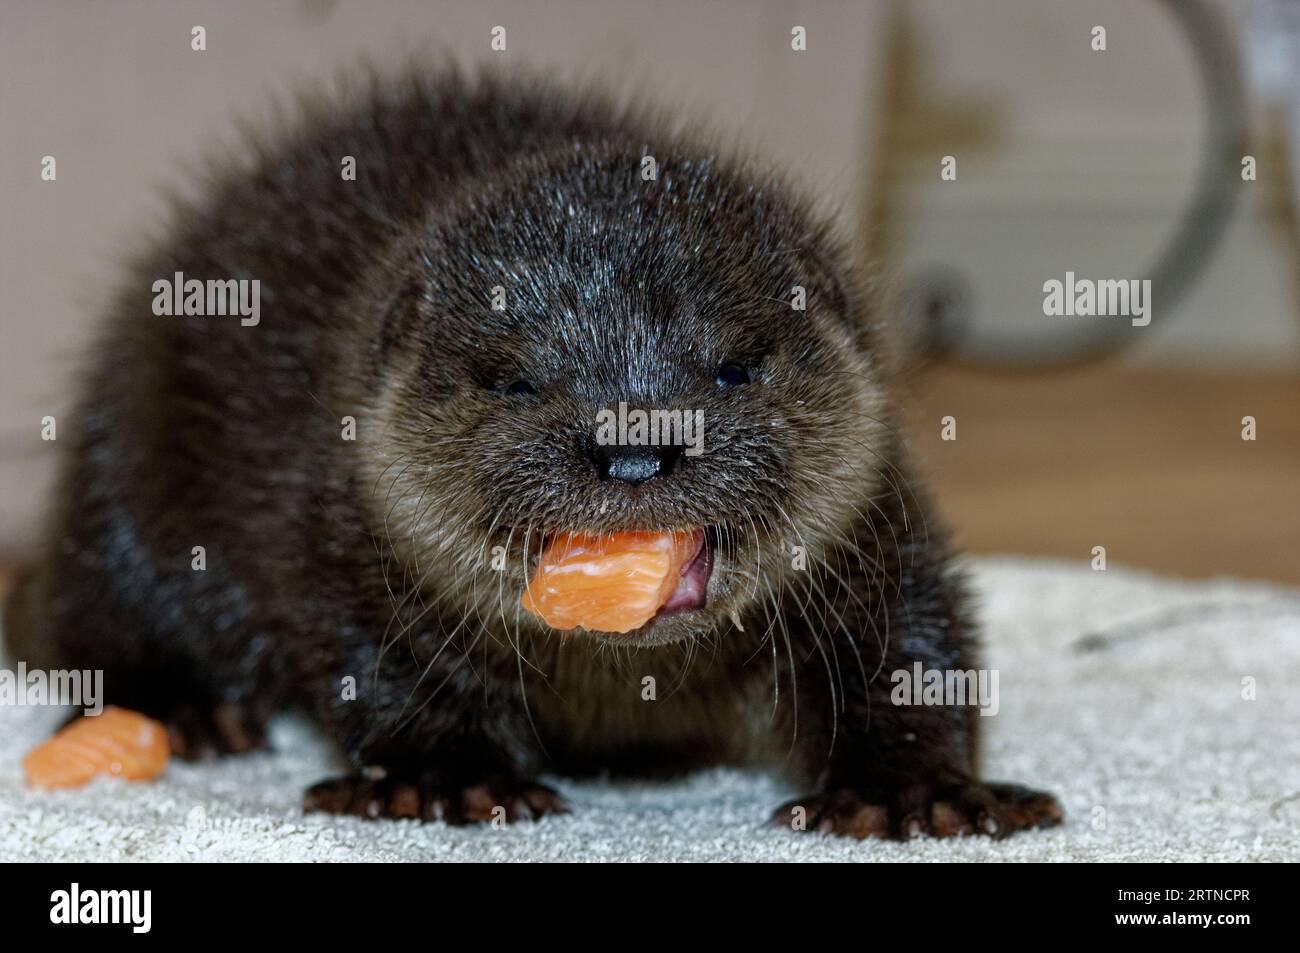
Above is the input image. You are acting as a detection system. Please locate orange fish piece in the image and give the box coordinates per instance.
[522,530,704,634]
[23,706,171,789]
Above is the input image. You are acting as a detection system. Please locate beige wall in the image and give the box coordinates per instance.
[885,0,1298,369]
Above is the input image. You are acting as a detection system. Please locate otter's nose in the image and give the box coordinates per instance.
[592,445,681,484]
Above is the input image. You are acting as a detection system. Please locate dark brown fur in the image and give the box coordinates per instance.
[5,70,1061,837]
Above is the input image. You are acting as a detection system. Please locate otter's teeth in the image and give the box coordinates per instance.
[728,609,745,631]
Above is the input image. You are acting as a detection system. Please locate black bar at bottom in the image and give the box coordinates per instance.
[6,860,1279,940]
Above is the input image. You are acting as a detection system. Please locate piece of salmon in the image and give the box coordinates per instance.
[521,530,703,633]
[23,706,171,790]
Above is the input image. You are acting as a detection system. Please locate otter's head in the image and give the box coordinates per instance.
[363,141,893,648]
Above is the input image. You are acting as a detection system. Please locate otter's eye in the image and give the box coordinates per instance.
[503,379,539,396]
[715,362,752,387]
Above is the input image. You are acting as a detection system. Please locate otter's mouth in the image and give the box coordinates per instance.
[652,532,713,619]
[519,527,717,638]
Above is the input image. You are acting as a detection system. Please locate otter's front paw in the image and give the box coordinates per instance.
[164,701,271,761]
[303,771,571,824]
[768,781,1062,840]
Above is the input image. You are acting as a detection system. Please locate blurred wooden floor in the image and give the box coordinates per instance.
[904,365,1300,586]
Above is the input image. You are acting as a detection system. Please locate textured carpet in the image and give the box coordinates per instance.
[2,557,1298,862]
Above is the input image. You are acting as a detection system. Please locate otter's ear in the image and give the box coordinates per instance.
[818,253,852,319]
[375,281,426,370]
[799,245,873,345]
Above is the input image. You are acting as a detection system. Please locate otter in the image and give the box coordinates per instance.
[5,70,1062,839]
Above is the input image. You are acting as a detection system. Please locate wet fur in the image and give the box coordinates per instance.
[5,69,1061,838]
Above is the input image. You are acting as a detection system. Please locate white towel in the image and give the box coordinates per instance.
[2,557,1297,862]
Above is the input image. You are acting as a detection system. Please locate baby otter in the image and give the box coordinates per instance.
[6,70,1062,839]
